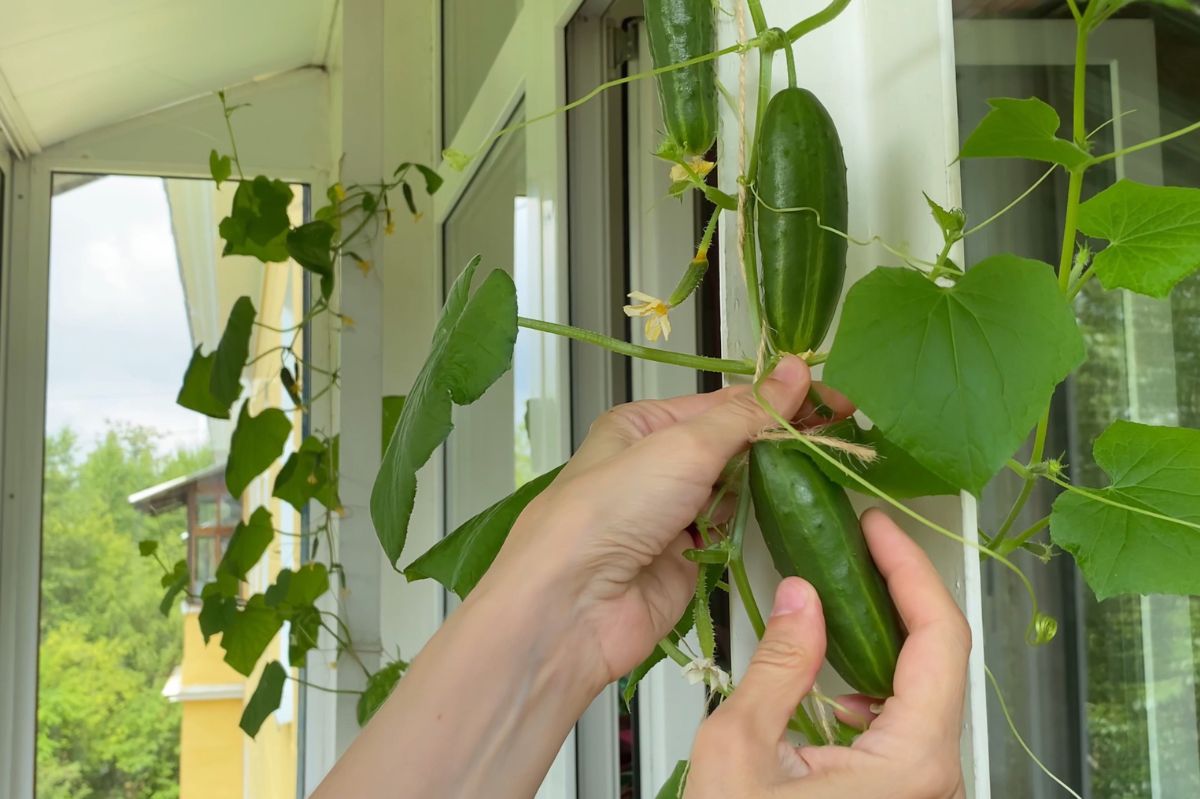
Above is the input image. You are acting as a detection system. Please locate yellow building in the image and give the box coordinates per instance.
[128,179,307,799]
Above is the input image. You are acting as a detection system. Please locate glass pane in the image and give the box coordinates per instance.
[443,109,538,532]
[197,494,219,529]
[442,0,523,146]
[953,6,1200,797]
[38,175,308,799]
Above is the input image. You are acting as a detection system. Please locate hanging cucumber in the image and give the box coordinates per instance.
[644,0,717,159]
[757,87,849,354]
[749,441,903,698]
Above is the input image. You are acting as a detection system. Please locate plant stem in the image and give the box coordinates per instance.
[1058,169,1085,293]
[745,0,768,34]
[219,92,245,180]
[786,0,853,43]
[1066,0,1082,22]
[962,166,1056,238]
[1087,118,1200,167]
[729,472,765,639]
[989,408,1050,550]
[737,46,775,343]
[1009,516,1051,552]
[290,675,362,697]
[782,39,798,89]
[658,638,695,669]
[517,317,756,375]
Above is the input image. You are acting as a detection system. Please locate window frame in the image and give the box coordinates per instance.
[0,69,331,799]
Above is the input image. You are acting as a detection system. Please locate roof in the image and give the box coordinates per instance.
[128,463,224,516]
[0,0,337,156]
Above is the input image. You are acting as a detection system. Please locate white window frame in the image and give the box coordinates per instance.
[0,69,331,799]
[715,2,991,795]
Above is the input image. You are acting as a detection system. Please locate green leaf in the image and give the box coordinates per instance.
[1077,179,1200,298]
[959,97,1090,169]
[655,761,689,799]
[219,176,294,263]
[808,419,959,499]
[158,559,189,616]
[357,659,408,726]
[226,402,292,498]
[1094,0,1196,14]
[1050,421,1200,599]
[401,183,418,218]
[274,436,339,512]
[413,164,443,195]
[702,185,738,211]
[210,297,255,410]
[442,148,472,171]
[221,595,283,676]
[138,540,159,557]
[286,221,336,282]
[209,150,233,186]
[216,507,274,581]
[265,562,330,614]
[381,396,405,456]
[405,465,562,597]
[370,257,518,566]
[177,347,231,419]
[923,192,965,240]
[240,661,287,738]
[199,583,237,643]
[825,256,1085,494]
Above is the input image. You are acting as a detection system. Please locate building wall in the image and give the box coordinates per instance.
[180,699,243,799]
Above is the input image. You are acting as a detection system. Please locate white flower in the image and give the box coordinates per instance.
[623,291,672,342]
[681,657,731,694]
[934,275,957,289]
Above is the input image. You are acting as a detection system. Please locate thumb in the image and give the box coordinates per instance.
[718,578,826,742]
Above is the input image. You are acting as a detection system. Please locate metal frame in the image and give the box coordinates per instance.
[0,69,331,799]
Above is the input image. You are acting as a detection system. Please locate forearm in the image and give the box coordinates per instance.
[312,567,603,799]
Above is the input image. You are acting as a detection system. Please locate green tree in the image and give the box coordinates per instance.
[37,425,209,799]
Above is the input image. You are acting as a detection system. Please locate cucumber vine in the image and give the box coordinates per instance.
[137,0,1200,793]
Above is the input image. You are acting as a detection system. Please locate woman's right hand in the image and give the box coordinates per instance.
[684,510,971,799]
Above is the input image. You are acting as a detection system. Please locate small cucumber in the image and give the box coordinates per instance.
[757,88,849,354]
[749,441,903,697]
[644,0,717,158]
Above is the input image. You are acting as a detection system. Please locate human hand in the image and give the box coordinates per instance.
[684,510,970,799]
[480,355,851,691]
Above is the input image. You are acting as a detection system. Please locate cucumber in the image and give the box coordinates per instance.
[644,0,717,158]
[749,441,903,697]
[757,88,849,354]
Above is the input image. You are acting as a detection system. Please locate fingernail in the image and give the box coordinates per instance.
[770,578,811,617]
[770,355,808,387]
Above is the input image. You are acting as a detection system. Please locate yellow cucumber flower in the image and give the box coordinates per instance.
[623,291,672,342]
[670,155,716,184]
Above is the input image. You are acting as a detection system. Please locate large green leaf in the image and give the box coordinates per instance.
[824,256,1085,494]
[274,436,339,512]
[405,465,562,597]
[286,221,336,300]
[177,347,231,419]
[1077,179,1200,298]
[219,176,294,263]
[1050,421,1200,599]
[356,659,408,726]
[210,297,255,409]
[959,97,1090,169]
[381,395,406,456]
[221,594,283,676]
[240,661,287,738]
[807,420,959,499]
[216,507,274,581]
[158,559,189,616]
[226,402,292,498]
[265,563,329,666]
[198,582,238,643]
[370,256,518,566]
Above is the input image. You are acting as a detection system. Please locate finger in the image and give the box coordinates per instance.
[831,693,881,731]
[796,383,856,426]
[712,578,826,742]
[862,509,971,721]
[651,356,811,479]
[568,388,742,473]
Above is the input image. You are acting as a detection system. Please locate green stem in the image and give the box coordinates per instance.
[1008,516,1051,553]
[1058,170,1085,294]
[962,165,1056,238]
[786,0,853,43]
[658,638,696,670]
[745,0,769,34]
[218,91,245,180]
[782,39,798,89]
[517,317,756,375]
[1087,118,1200,167]
[989,408,1050,550]
[290,675,363,697]
[729,473,765,639]
[738,49,775,342]
[454,40,756,168]
[986,668,1085,799]
[1066,0,1082,22]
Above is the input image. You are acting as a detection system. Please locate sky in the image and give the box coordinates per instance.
[45,175,208,456]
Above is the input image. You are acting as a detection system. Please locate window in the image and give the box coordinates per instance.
[441,0,523,146]
[37,173,310,799]
[953,4,1200,796]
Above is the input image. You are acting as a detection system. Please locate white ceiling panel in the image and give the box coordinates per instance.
[0,0,337,153]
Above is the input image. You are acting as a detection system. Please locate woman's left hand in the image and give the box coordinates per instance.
[484,355,851,688]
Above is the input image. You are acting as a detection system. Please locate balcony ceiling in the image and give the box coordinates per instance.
[0,0,337,156]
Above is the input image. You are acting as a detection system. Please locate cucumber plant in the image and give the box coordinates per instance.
[139,0,1200,790]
